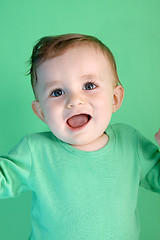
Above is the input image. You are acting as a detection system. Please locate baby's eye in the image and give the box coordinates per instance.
[51,89,65,97]
[83,82,97,90]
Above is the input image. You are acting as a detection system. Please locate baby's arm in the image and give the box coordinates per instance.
[155,129,160,146]
[0,136,31,198]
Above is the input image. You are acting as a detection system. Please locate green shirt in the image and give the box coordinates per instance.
[0,123,160,240]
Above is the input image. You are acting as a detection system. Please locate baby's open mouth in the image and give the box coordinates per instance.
[67,114,91,129]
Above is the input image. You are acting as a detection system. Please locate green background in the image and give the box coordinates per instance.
[0,0,160,239]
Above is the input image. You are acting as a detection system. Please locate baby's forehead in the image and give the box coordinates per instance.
[61,42,108,58]
[36,45,117,90]
[33,43,119,99]
[40,43,111,70]
[36,46,117,91]
[38,44,112,74]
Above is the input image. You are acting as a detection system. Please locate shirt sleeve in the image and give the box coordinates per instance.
[0,136,32,198]
[136,129,160,193]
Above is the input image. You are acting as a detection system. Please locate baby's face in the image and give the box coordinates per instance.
[33,44,123,151]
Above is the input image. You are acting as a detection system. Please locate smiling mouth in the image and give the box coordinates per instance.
[67,114,91,129]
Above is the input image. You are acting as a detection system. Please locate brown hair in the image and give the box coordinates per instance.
[28,33,122,98]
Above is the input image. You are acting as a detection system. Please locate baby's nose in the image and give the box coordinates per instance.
[66,93,86,109]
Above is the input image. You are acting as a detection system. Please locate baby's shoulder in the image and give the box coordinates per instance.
[109,123,137,137]
[25,131,57,146]
[108,123,141,145]
[108,123,140,150]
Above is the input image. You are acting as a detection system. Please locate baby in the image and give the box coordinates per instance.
[30,34,124,151]
[0,34,160,240]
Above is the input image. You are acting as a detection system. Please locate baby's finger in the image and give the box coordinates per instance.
[155,128,160,146]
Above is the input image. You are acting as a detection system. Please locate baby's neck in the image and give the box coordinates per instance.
[71,133,109,152]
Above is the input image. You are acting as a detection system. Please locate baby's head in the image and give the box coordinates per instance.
[29,34,122,98]
[28,34,124,151]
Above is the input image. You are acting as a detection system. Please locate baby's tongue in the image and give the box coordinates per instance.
[67,114,89,128]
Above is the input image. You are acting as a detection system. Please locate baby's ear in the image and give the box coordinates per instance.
[31,100,45,122]
[112,85,124,113]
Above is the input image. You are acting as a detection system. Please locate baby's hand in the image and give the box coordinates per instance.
[155,129,160,146]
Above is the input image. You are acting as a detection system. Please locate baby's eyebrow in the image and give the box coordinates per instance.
[43,74,98,91]
[80,74,97,80]
[44,81,60,91]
